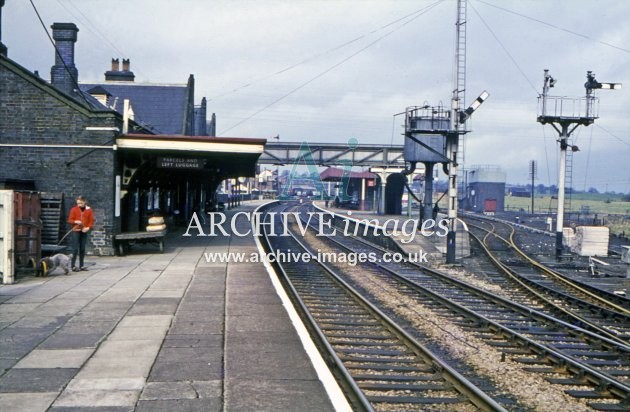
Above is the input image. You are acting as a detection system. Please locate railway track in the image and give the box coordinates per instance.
[296,202,630,410]
[464,216,630,344]
[259,202,504,411]
[466,215,629,310]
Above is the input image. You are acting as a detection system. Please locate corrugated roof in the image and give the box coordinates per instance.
[80,83,188,134]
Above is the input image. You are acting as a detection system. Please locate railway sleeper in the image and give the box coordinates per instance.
[580,358,627,367]
[360,382,453,391]
[486,340,519,348]
[321,324,383,332]
[512,355,550,365]
[549,342,592,349]
[546,368,586,383]
[368,395,465,405]
[329,339,399,347]
[499,347,532,355]
[470,327,503,337]
[335,347,409,356]
[598,368,630,377]
[563,349,622,360]
[325,332,391,340]
[565,389,614,400]
[523,366,558,373]
[588,402,630,412]
[353,373,442,382]
[317,319,381,326]
[347,364,433,372]
[339,355,417,364]
[547,376,590,385]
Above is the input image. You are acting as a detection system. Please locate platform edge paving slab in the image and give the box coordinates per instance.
[0,203,339,412]
[224,378,335,412]
[223,210,336,411]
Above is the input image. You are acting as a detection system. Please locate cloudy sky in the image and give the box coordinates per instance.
[4,0,629,192]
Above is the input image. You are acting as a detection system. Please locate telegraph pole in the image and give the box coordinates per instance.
[529,160,537,214]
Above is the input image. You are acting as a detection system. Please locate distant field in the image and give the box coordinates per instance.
[504,194,630,215]
[504,193,630,236]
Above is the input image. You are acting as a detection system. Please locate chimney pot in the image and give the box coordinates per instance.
[105,57,135,82]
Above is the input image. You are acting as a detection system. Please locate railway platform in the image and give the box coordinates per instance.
[0,200,336,411]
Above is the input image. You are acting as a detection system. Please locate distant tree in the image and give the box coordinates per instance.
[622,193,630,202]
[587,187,599,194]
[536,184,547,194]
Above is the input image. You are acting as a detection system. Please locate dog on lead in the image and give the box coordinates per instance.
[37,254,72,277]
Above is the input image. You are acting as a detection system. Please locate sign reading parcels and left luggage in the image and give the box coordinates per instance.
[157,157,205,169]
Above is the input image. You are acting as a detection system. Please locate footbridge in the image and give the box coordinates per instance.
[258,141,409,215]
[258,141,404,167]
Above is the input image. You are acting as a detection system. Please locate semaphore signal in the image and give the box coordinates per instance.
[537,69,621,259]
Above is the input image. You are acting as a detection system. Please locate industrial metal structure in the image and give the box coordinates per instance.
[259,141,404,168]
[402,0,489,263]
[537,69,621,258]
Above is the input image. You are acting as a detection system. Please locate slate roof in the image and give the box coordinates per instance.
[79,82,189,134]
[1,54,108,113]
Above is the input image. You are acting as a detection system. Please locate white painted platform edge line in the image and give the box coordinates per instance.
[253,203,352,412]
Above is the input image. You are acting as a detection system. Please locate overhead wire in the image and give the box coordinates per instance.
[56,0,147,80]
[595,124,630,148]
[474,0,630,54]
[207,2,446,103]
[468,1,538,94]
[56,0,125,57]
[219,0,446,135]
[28,0,91,107]
[471,0,627,194]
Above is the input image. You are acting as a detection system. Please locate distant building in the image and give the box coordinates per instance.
[320,167,379,210]
[508,187,531,198]
[464,165,506,213]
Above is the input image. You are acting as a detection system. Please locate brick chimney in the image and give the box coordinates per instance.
[0,0,7,56]
[105,57,135,82]
[50,23,79,95]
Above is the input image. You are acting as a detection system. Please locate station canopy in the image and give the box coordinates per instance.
[116,134,266,187]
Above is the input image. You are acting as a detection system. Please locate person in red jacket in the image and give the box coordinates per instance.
[67,195,95,271]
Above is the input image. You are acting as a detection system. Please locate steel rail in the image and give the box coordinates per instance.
[508,227,630,315]
[305,211,630,405]
[258,203,373,411]
[466,215,630,314]
[467,225,629,346]
[260,203,506,411]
